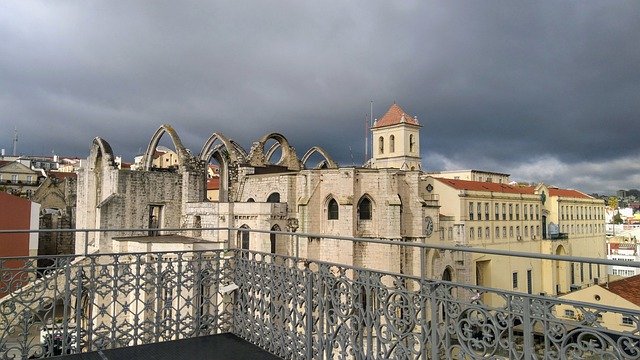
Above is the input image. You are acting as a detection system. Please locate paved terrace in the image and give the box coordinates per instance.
[0,228,639,359]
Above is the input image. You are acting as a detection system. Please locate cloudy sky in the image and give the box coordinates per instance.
[1,1,639,194]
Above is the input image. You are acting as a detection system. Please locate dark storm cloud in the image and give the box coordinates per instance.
[1,1,639,193]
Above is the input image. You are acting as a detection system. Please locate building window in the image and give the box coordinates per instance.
[509,204,513,220]
[503,227,507,237]
[536,205,539,220]
[509,226,514,238]
[495,227,500,238]
[469,202,474,220]
[512,272,518,289]
[515,204,520,220]
[389,135,395,153]
[485,203,489,220]
[266,192,280,203]
[622,316,634,326]
[516,226,520,237]
[409,134,415,152]
[524,205,528,220]
[239,225,250,250]
[477,203,482,220]
[565,309,575,318]
[485,227,490,239]
[379,136,384,154]
[478,227,482,239]
[502,204,506,220]
[149,205,163,236]
[11,174,17,182]
[527,269,532,294]
[469,227,475,239]
[495,204,499,220]
[328,198,339,220]
[26,175,33,183]
[358,197,372,220]
[530,205,534,220]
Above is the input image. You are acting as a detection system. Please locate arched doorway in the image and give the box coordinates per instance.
[555,245,568,294]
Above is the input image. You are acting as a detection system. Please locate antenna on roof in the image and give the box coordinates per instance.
[12,127,18,156]
[364,114,370,164]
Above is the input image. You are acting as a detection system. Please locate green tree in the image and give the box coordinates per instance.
[612,212,623,224]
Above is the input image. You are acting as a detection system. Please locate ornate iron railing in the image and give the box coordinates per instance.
[1,228,640,359]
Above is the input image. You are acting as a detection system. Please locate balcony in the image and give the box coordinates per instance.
[1,228,640,359]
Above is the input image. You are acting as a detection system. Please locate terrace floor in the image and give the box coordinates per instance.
[59,334,282,360]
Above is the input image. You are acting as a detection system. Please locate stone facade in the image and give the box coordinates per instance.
[75,104,607,296]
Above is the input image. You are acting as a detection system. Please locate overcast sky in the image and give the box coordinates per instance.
[1,1,639,194]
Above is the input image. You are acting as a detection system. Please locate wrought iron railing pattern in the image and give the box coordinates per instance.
[1,228,640,359]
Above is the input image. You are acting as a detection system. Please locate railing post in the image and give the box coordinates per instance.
[84,230,89,256]
[305,268,313,360]
[420,247,426,279]
[430,282,440,360]
[522,296,533,359]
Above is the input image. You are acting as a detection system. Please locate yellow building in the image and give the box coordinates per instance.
[426,175,606,303]
[557,274,640,333]
[151,147,180,169]
[0,160,40,197]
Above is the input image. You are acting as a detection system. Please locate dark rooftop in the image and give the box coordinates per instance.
[60,334,281,360]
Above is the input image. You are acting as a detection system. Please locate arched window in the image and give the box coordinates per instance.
[389,135,395,153]
[246,198,255,202]
[328,198,339,220]
[358,197,372,220]
[378,136,384,154]
[270,224,280,254]
[238,225,250,250]
[409,134,415,152]
[266,192,280,203]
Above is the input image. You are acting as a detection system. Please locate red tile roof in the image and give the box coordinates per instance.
[434,178,536,195]
[207,177,220,190]
[548,188,592,199]
[603,274,640,307]
[372,103,419,128]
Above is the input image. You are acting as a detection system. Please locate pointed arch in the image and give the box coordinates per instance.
[238,224,251,251]
[200,132,245,203]
[326,195,339,220]
[88,137,116,171]
[270,224,281,254]
[357,194,374,220]
[265,142,282,164]
[248,132,300,170]
[199,132,243,163]
[142,125,191,171]
[301,146,338,169]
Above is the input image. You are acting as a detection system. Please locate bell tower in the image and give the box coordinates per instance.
[370,103,422,170]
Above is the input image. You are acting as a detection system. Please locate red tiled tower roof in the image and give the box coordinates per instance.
[372,103,419,128]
